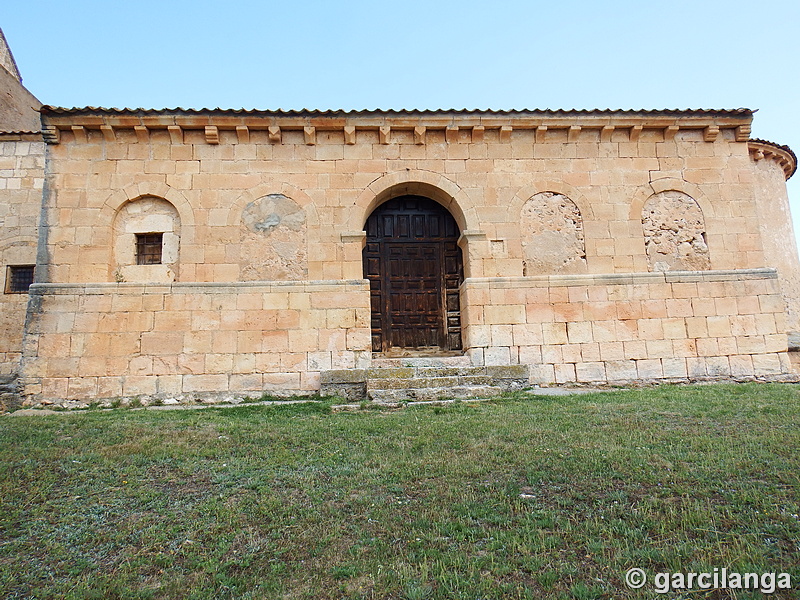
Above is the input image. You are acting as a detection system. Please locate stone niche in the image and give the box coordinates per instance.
[642,190,710,272]
[239,193,308,281]
[521,192,587,275]
[112,196,180,282]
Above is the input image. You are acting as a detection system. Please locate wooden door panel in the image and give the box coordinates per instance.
[387,242,442,348]
[363,196,463,352]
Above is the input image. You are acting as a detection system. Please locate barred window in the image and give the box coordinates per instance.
[5,265,35,294]
[136,233,163,265]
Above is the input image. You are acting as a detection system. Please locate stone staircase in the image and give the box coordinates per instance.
[321,355,529,403]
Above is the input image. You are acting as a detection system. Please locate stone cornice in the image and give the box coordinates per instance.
[749,139,797,179]
[39,108,755,148]
[0,131,42,141]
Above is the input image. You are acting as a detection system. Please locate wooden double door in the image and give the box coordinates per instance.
[363,196,463,353]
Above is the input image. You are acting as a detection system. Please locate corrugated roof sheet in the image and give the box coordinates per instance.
[40,106,755,118]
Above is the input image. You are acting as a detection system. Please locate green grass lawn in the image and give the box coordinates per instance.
[1,384,799,599]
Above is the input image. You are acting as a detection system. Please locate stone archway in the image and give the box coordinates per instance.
[363,195,463,354]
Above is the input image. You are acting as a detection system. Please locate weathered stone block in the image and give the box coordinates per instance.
[484,305,525,325]
[484,346,511,365]
[605,360,637,380]
[729,354,755,377]
[662,357,688,378]
[183,374,229,393]
[752,353,783,375]
[575,362,606,382]
[554,363,577,384]
[123,375,158,396]
[636,359,663,379]
[541,322,568,345]
[528,363,555,384]
[567,321,593,344]
[705,356,731,377]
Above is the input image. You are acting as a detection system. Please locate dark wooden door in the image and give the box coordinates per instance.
[363,196,463,352]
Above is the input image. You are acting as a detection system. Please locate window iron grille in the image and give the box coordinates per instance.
[5,265,35,293]
[136,233,163,265]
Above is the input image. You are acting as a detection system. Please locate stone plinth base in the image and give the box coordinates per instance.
[20,280,371,405]
[461,268,792,384]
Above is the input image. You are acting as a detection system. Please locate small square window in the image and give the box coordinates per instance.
[136,233,163,265]
[5,265,35,294]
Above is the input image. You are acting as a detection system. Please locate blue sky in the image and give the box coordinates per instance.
[4,0,800,235]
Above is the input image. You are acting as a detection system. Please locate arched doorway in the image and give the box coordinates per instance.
[363,195,463,354]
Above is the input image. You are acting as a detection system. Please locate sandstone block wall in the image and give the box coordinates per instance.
[750,142,800,330]
[461,269,789,383]
[37,113,771,289]
[13,109,798,401]
[0,137,44,374]
[21,280,370,403]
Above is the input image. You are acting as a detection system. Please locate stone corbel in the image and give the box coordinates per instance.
[536,125,547,143]
[71,125,88,143]
[600,125,615,142]
[42,125,60,144]
[205,125,219,145]
[499,125,512,142]
[134,125,149,143]
[664,125,680,141]
[568,125,581,142]
[735,124,751,142]
[100,125,116,142]
[168,125,183,144]
[236,125,249,143]
[379,126,391,144]
[471,125,484,143]
[629,125,642,142]
[446,126,459,143]
[268,126,281,144]
[304,126,316,145]
[344,126,356,145]
[703,125,719,142]
[414,126,426,145]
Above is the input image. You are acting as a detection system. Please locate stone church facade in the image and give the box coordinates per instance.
[1,32,799,406]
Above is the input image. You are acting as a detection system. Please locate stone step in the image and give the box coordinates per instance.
[365,367,416,379]
[368,385,505,403]
[370,355,472,368]
[366,366,488,379]
[320,364,530,402]
[406,366,490,378]
[414,365,529,379]
[367,375,494,390]
[364,365,529,379]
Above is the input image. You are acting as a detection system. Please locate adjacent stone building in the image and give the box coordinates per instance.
[1,31,799,406]
[0,29,43,412]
